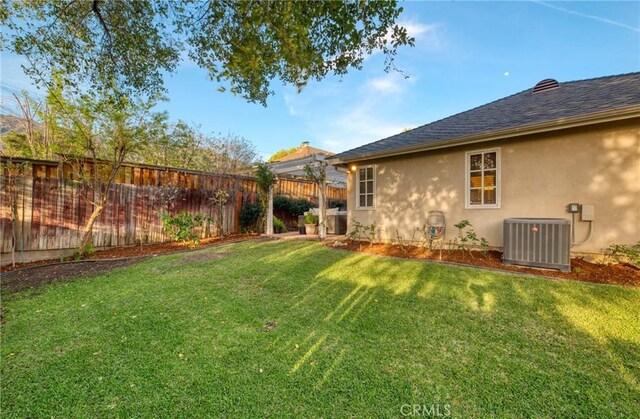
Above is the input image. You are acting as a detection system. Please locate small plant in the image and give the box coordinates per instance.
[74,242,95,260]
[604,242,640,268]
[348,220,377,247]
[162,211,211,244]
[304,212,319,225]
[480,237,490,257]
[273,216,287,233]
[452,219,490,258]
[348,219,365,241]
[366,222,377,246]
[416,225,429,248]
[394,229,416,256]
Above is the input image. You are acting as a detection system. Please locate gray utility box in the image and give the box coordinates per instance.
[503,218,571,272]
[298,213,347,235]
[327,213,347,235]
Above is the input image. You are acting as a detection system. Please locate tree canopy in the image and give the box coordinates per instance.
[2,1,414,105]
[268,146,299,162]
[1,88,258,175]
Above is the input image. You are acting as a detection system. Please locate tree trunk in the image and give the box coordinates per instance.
[319,179,327,239]
[8,179,18,267]
[78,203,104,253]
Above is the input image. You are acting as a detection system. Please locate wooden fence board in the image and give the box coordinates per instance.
[0,176,10,254]
[1,158,346,253]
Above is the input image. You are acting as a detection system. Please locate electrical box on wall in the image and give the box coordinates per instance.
[567,203,580,213]
[581,204,595,221]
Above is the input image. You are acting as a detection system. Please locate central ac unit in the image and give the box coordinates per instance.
[503,218,571,272]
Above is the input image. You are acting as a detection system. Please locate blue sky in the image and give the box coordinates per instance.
[2,1,639,160]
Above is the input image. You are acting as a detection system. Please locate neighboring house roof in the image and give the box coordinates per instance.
[268,147,347,187]
[329,72,640,163]
[276,143,334,162]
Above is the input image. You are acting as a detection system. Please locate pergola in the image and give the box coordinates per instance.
[266,153,346,238]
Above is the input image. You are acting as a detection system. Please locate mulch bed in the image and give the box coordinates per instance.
[1,234,261,295]
[331,240,639,287]
[1,234,259,273]
[0,258,149,295]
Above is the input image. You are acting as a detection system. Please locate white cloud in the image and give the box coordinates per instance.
[277,19,438,153]
[317,84,417,151]
[399,20,445,51]
[534,1,640,33]
[368,75,402,93]
[364,19,444,61]
[402,21,433,38]
[321,108,409,151]
[281,79,417,153]
[367,72,416,94]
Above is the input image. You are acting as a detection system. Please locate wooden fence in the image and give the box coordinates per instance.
[0,157,346,258]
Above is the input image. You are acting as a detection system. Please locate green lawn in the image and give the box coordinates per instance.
[1,240,639,417]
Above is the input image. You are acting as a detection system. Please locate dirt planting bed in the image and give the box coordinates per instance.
[1,234,261,294]
[1,234,259,273]
[0,258,149,295]
[331,240,639,287]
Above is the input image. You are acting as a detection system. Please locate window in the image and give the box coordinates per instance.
[465,148,500,208]
[356,165,375,209]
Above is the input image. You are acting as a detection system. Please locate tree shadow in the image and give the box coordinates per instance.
[248,240,640,415]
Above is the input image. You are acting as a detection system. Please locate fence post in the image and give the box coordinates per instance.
[318,177,326,239]
[266,185,274,234]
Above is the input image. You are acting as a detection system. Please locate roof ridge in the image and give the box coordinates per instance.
[417,72,640,133]
[559,71,640,85]
[331,72,640,161]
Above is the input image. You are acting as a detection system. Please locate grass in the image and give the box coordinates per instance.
[1,240,639,417]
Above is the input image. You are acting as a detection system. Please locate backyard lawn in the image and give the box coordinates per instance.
[1,240,639,417]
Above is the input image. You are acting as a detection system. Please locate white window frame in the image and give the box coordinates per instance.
[355,165,376,210]
[465,148,501,209]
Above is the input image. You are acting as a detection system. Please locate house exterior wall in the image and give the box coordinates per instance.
[345,119,640,255]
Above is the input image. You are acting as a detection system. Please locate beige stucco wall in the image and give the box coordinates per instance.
[346,119,640,255]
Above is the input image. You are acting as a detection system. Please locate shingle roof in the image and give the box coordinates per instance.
[330,72,640,162]
[275,144,334,162]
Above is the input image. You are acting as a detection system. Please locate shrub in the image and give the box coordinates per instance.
[304,212,319,225]
[605,242,640,268]
[161,211,211,244]
[240,202,264,232]
[273,196,313,216]
[255,163,276,193]
[329,199,346,210]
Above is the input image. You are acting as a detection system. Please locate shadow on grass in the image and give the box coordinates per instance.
[2,239,638,417]
[247,240,640,415]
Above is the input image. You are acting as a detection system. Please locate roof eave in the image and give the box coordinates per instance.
[327,105,640,165]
